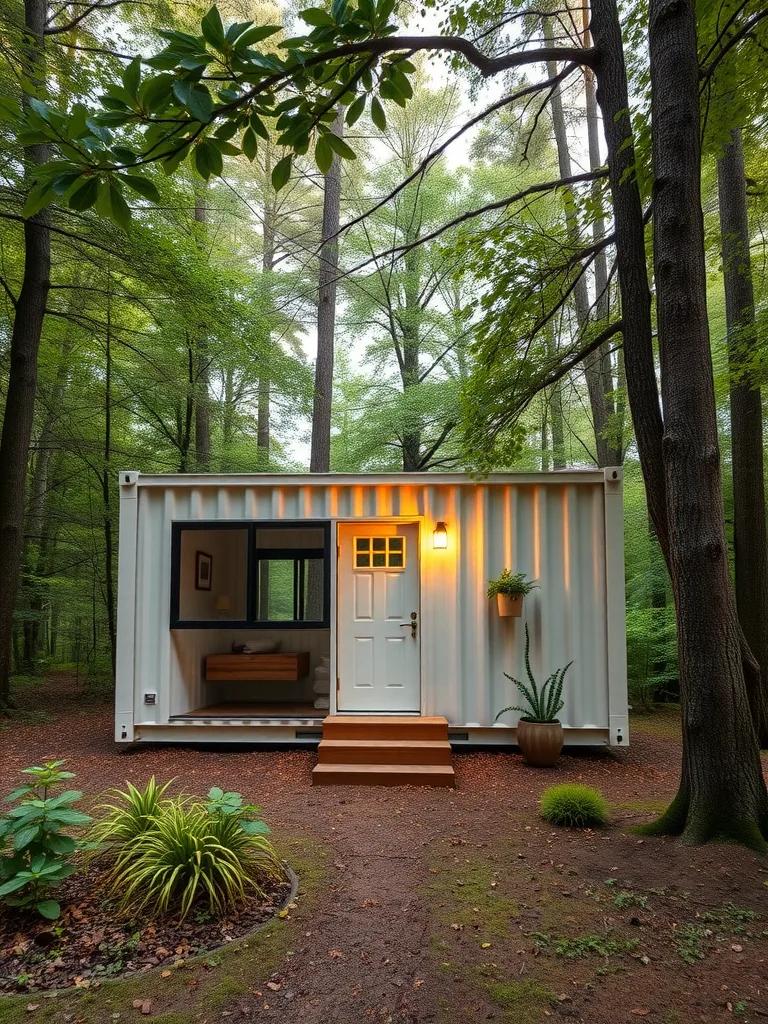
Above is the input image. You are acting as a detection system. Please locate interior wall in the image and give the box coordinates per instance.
[179,529,248,620]
[168,628,330,715]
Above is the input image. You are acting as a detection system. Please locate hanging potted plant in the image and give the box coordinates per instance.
[494,624,572,767]
[486,570,538,618]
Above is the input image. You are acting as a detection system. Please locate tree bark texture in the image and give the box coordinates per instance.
[193,191,211,470]
[310,109,343,473]
[22,331,73,669]
[545,28,618,468]
[717,128,768,747]
[102,307,116,680]
[591,0,668,554]
[400,236,422,471]
[582,6,621,460]
[258,176,276,471]
[550,382,565,469]
[0,0,51,709]
[647,0,768,844]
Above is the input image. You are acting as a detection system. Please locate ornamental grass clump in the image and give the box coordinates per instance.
[539,784,609,828]
[97,785,284,921]
[89,776,175,848]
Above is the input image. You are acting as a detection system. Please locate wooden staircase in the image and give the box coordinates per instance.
[312,716,455,787]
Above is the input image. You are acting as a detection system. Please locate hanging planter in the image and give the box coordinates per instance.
[496,593,524,618]
[486,570,538,618]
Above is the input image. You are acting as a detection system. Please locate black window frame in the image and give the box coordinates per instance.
[170,520,331,630]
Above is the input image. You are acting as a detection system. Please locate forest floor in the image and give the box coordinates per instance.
[1,674,768,1024]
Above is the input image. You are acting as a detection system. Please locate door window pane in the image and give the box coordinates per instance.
[353,536,407,569]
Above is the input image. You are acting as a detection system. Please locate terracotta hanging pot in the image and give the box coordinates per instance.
[496,593,523,617]
[516,718,564,767]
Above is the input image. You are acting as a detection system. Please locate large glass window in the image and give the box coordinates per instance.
[170,521,330,628]
[254,527,326,623]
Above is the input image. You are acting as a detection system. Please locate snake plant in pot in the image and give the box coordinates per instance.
[495,624,572,766]
[486,570,538,618]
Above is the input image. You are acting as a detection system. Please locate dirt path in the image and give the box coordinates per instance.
[1,680,768,1023]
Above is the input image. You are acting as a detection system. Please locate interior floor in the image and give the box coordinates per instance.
[170,702,324,720]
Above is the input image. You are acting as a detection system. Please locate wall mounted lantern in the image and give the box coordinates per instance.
[433,521,448,550]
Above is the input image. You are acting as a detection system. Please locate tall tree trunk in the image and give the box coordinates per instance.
[178,338,195,472]
[717,128,768,747]
[0,0,50,710]
[645,0,768,844]
[592,0,768,844]
[310,108,343,473]
[101,281,116,680]
[193,190,211,469]
[591,0,668,555]
[545,22,617,467]
[22,331,73,669]
[540,397,549,471]
[582,5,621,461]
[223,367,236,452]
[258,176,276,471]
[550,382,565,469]
[400,239,422,471]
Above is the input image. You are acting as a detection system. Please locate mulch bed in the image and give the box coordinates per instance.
[0,860,293,992]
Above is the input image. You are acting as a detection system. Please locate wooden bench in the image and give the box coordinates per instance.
[205,653,310,682]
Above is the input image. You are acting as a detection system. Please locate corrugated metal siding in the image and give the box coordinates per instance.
[128,475,620,733]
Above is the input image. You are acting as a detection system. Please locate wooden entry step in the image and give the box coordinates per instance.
[312,716,455,787]
[321,715,449,741]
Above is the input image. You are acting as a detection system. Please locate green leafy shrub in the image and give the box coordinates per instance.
[486,570,538,599]
[495,623,572,723]
[539,784,609,828]
[89,777,175,847]
[100,787,283,921]
[0,761,91,919]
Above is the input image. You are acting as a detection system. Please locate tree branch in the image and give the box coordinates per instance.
[517,321,624,402]
[45,0,149,34]
[338,169,607,281]
[0,274,17,308]
[313,63,581,256]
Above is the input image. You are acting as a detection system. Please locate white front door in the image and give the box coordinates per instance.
[337,522,421,712]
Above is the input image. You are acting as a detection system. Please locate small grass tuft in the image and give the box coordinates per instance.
[539,784,609,828]
[532,931,639,958]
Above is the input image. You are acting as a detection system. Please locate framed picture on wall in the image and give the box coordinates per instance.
[195,551,213,591]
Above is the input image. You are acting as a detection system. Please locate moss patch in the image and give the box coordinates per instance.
[484,978,555,1022]
[424,858,520,940]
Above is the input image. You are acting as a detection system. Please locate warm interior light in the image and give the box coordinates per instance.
[215,595,231,617]
[433,521,448,550]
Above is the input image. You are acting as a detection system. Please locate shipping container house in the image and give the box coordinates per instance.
[114,470,628,752]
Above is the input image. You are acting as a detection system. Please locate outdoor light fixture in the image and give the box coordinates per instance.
[433,521,448,550]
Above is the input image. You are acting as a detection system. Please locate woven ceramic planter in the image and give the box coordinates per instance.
[496,593,524,617]
[516,718,564,767]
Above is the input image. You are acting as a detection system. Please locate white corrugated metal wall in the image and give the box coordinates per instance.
[115,472,626,742]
